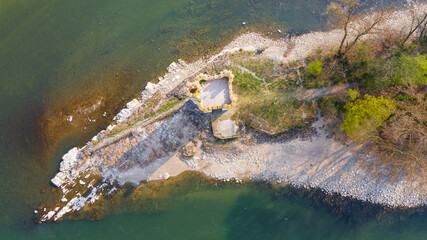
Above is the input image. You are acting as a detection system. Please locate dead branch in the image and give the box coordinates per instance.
[402,11,427,45]
[326,0,360,56]
[344,10,388,54]
[326,0,390,57]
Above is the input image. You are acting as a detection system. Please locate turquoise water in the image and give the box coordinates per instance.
[0,0,425,239]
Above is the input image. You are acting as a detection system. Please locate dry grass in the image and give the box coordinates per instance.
[369,87,427,180]
[314,33,426,180]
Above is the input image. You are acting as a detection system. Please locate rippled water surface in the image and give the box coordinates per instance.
[0,0,425,239]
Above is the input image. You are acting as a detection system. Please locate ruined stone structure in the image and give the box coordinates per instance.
[185,70,237,113]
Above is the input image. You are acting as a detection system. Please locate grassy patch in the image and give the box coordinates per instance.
[144,97,185,120]
[129,118,142,127]
[289,61,298,67]
[240,94,315,133]
[241,59,275,79]
[107,98,184,138]
[232,69,263,94]
[108,126,127,138]
[158,97,185,113]
[229,52,276,80]
[228,66,315,134]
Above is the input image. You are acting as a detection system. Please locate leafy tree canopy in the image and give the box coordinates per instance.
[341,95,396,138]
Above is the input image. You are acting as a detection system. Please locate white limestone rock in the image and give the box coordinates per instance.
[106,125,115,131]
[113,98,142,123]
[51,172,66,187]
[45,211,56,220]
[59,147,80,172]
[144,82,157,95]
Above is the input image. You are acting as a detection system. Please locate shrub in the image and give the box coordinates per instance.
[390,54,427,86]
[341,95,396,140]
[307,60,323,76]
[346,88,360,101]
[369,90,427,179]
[363,54,427,90]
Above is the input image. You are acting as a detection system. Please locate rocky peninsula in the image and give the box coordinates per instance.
[38,4,427,222]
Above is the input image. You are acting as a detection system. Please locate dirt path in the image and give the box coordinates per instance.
[298,83,358,101]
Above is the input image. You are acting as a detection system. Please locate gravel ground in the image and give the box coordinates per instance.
[183,117,426,207]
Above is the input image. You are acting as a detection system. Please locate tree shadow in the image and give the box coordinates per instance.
[222,186,345,240]
[223,182,426,240]
[106,102,210,184]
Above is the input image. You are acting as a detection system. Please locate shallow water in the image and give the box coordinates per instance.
[1,177,426,239]
[0,0,424,239]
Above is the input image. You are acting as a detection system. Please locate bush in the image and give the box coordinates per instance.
[346,88,360,101]
[370,90,427,179]
[307,60,323,76]
[341,95,396,140]
[363,54,427,90]
[390,54,427,86]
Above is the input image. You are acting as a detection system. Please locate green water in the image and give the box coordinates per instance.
[1,182,426,239]
[0,0,425,239]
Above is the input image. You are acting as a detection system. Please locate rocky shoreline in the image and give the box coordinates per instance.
[39,4,427,222]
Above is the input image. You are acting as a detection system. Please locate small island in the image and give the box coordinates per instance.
[37,3,426,223]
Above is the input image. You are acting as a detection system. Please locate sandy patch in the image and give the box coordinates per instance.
[200,78,232,108]
[148,155,190,181]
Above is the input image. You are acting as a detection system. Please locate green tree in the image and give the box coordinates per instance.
[392,54,427,86]
[341,95,396,140]
[367,54,427,89]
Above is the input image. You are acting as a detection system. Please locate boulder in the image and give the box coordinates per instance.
[212,119,238,139]
[182,144,196,158]
[145,82,157,94]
